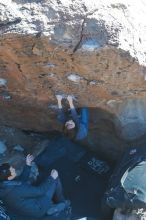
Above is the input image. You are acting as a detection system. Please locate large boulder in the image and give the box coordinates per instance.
[1,0,146,159]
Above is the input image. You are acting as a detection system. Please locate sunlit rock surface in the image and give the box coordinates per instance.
[1,0,146,160]
[113,208,146,220]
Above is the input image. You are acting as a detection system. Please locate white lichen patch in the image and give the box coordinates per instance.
[0,78,7,87]
[44,63,56,68]
[48,104,58,110]
[81,39,101,51]
[106,99,119,108]
[67,73,82,83]
[89,80,97,85]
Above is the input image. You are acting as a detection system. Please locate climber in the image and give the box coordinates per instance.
[56,94,89,141]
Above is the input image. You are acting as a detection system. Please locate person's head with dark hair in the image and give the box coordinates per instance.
[65,119,76,130]
[0,163,17,181]
[0,163,11,181]
[63,123,76,140]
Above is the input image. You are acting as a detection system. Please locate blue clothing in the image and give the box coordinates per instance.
[57,107,89,141]
[17,165,31,183]
[0,175,64,219]
[0,157,65,219]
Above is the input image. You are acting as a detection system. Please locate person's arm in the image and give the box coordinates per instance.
[19,166,31,182]
[18,154,35,182]
[56,95,66,123]
[67,95,80,126]
[19,176,55,198]
[80,108,89,128]
[19,170,58,198]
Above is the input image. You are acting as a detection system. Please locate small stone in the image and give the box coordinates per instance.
[0,140,7,155]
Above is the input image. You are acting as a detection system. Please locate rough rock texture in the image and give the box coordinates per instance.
[0,124,50,178]
[113,208,146,220]
[1,0,146,160]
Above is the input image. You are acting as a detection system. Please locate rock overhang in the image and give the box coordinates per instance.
[1,0,146,160]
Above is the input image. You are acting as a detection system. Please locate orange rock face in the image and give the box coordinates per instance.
[1,1,146,160]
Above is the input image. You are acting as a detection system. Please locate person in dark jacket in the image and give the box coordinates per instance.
[17,154,35,183]
[0,157,69,219]
[56,94,89,141]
